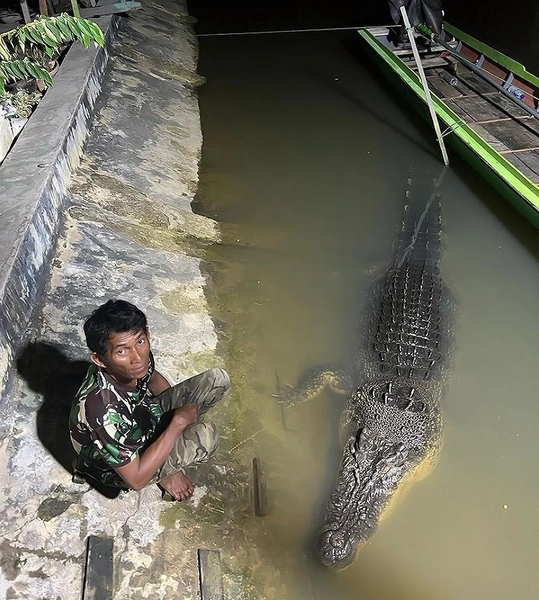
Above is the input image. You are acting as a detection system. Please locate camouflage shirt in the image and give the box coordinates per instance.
[69,352,163,488]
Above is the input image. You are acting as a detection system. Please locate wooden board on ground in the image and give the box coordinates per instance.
[198,549,224,600]
[82,536,114,600]
[404,56,452,70]
[253,457,270,517]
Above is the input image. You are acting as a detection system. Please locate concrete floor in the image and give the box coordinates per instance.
[0,2,292,598]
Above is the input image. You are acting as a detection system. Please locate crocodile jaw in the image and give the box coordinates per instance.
[316,429,414,569]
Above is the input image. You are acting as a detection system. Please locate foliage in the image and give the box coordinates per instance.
[0,89,42,119]
[0,14,104,95]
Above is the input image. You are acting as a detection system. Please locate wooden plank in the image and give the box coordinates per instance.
[404,56,452,70]
[481,118,539,151]
[488,93,536,119]
[427,73,463,99]
[470,121,539,183]
[509,114,539,136]
[500,146,539,154]
[502,151,539,183]
[446,95,522,123]
[19,1,31,24]
[253,457,270,517]
[198,549,224,600]
[38,0,48,16]
[394,44,446,57]
[83,536,114,600]
[454,68,500,95]
[469,122,514,152]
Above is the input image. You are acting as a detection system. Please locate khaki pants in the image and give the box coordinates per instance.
[149,368,230,483]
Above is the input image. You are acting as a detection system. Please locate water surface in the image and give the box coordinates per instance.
[195,31,539,600]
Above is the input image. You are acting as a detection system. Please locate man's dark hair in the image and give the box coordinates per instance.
[84,300,147,356]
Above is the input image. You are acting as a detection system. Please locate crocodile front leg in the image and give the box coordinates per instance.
[274,366,353,407]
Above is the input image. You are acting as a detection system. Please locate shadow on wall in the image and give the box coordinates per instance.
[15,341,121,499]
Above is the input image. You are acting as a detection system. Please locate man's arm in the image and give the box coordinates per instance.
[148,369,171,396]
[114,403,198,490]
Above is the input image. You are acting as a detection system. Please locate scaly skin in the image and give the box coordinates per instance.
[283,179,450,569]
[317,374,443,568]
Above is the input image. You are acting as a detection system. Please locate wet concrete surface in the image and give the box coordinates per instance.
[0,2,291,598]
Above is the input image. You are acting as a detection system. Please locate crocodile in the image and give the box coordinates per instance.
[282,174,451,569]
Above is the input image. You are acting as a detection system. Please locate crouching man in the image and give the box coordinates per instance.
[69,299,230,501]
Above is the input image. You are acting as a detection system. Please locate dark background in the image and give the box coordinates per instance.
[187,0,539,67]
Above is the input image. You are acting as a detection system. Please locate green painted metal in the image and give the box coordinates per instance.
[443,23,539,89]
[358,27,539,228]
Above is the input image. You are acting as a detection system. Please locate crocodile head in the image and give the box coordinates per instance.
[316,381,438,569]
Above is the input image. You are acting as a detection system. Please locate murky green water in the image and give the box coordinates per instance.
[195,31,539,600]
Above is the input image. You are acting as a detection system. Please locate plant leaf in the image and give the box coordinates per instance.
[17,30,27,53]
[55,16,73,40]
[0,38,11,61]
[42,23,59,45]
[10,61,26,80]
[79,31,91,48]
[25,61,42,80]
[67,18,83,39]
[78,19,103,46]
[48,23,64,42]
[27,27,45,47]
[86,21,105,46]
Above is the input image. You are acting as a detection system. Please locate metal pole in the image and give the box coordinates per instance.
[400,6,449,166]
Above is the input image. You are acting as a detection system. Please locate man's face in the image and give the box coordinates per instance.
[91,328,151,385]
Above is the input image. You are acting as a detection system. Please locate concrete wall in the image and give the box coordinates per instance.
[0,18,118,403]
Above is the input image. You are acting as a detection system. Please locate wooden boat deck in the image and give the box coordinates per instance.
[360,25,539,226]
[390,39,539,185]
[426,68,539,184]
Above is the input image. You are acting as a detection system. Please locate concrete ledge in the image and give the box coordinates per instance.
[0,16,119,402]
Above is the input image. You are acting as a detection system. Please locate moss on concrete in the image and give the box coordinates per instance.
[71,171,171,229]
[172,348,222,373]
[37,496,76,522]
[160,285,206,314]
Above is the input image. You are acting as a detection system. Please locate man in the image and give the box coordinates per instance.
[69,299,230,501]
[389,0,444,34]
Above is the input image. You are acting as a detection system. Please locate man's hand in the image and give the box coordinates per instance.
[172,403,199,430]
[160,471,194,501]
[115,404,199,491]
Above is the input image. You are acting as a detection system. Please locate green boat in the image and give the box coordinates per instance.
[358,22,539,227]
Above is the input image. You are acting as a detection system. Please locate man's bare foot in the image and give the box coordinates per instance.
[160,471,194,501]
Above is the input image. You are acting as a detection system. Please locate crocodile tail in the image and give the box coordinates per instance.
[373,168,448,380]
[393,167,447,272]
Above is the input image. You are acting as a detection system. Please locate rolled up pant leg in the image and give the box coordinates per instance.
[152,368,230,482]
[156,421,219,481]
